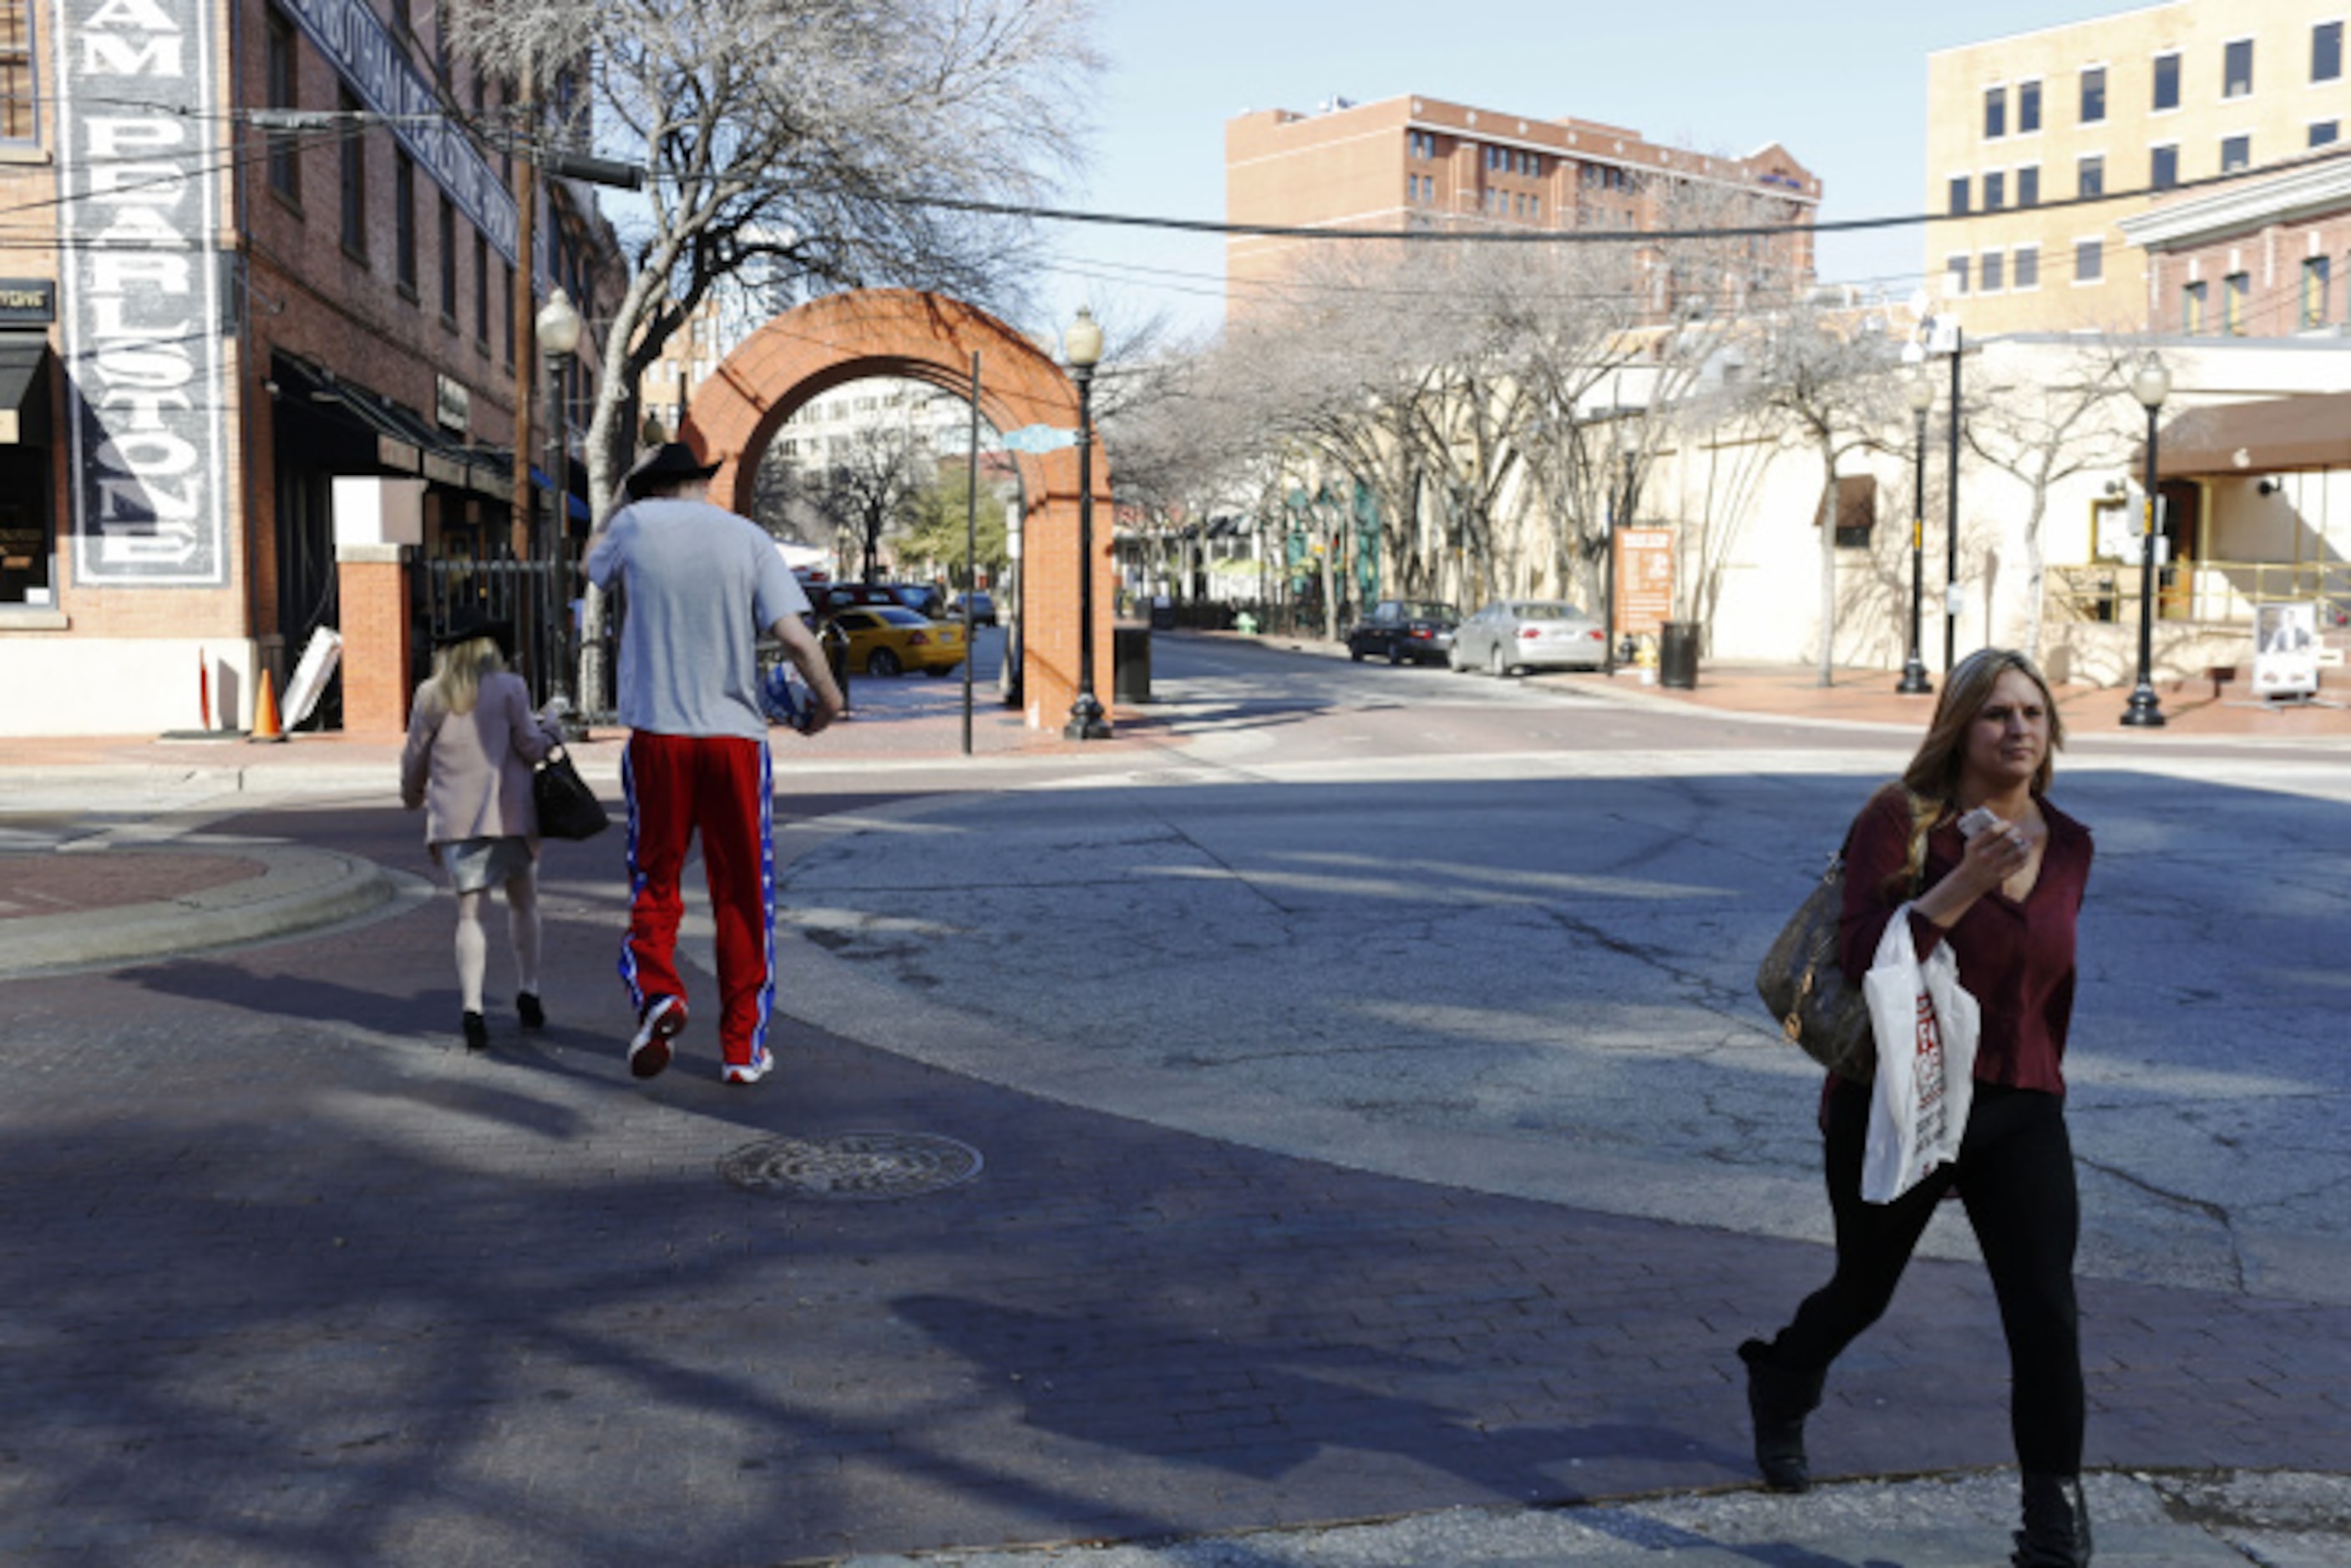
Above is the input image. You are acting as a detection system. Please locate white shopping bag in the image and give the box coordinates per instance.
[1860,906,1980,1204]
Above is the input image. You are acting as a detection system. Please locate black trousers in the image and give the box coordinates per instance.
[1766,1078,2085,1475]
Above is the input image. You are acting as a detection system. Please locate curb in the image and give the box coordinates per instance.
[0,846,408,978]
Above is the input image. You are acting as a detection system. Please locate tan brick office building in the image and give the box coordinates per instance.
[1226,94,1817,315]
[0,0,616,736]
[1928,0,2351,333]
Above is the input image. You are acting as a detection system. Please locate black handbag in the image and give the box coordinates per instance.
[532,743,610,841]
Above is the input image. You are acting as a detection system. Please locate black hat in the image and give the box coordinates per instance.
[433,610,513,656]
[624,440,722,499]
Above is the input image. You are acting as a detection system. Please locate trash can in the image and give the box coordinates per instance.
[1113,620,1152,705]
[1149,594,1176,630]
[1658,621,1700,690]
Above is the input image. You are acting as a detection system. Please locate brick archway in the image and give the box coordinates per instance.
[679,289,1110,734]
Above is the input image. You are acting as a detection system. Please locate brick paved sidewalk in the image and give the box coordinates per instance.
[2,798,2346,1566]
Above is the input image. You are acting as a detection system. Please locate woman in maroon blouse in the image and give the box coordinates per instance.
[1739,648,2095,1568]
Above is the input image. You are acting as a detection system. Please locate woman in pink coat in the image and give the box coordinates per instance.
[399,614,559,1049]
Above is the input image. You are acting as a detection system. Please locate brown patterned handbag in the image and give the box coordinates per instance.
[1756,851,1875,1080]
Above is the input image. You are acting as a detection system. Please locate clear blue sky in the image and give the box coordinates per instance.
[1034,0,2125,343]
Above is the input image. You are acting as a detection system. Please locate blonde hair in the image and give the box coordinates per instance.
[423,636,504,716]
[1877,649,2063,896]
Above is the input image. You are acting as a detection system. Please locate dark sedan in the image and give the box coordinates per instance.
[1345,599,1461,665]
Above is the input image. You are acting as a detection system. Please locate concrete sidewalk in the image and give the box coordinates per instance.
[3,640,2348,1565]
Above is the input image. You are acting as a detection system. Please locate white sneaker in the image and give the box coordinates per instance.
[722,1052,771,1086]
[628,996,686,1080]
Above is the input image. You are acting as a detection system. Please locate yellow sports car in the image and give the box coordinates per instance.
[827,605,966,676]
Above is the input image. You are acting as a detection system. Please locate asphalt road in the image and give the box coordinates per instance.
[768,634,2351,1306]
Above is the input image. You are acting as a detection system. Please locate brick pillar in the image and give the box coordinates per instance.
[336,544,412,735]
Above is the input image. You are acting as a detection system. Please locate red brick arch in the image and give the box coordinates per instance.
[679,290,1111,734]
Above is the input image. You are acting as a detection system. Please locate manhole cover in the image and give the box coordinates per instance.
[718,1132,983,1201]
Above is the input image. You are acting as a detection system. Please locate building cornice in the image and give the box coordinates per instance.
[2119,157,2351,249]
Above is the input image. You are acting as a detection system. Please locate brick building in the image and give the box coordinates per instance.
[1225,94,1818,316]
[0,0,619,736]
[2120,154,2351,334]
[1927,0,2351,334]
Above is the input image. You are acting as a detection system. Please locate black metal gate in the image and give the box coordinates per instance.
[421,559,569,710]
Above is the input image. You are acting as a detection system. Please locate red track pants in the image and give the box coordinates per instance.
[617,732,776,1071]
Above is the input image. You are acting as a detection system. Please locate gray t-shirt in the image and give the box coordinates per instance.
[585,497,808,741]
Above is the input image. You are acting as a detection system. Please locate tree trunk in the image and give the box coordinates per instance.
[1816,442,1838,688]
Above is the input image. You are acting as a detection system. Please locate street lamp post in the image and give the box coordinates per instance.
[2122,353,2171,728]
[1061,306,1111,741]
[1943,321,1963,675]
[535,286,582,732]
[1607,418,1638,676]
[1898,369,1934,695]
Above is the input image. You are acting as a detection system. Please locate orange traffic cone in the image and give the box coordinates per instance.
[249,668,287,743]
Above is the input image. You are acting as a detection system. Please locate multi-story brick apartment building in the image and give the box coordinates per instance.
[1928,0,2351,333]
[0,0,618,736]
[1225,94,1817,316]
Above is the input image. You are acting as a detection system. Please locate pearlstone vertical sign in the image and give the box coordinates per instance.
[58,0,233,587]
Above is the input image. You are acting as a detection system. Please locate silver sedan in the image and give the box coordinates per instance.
[1449,599,1609,675]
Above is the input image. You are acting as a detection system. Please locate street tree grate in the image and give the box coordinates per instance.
[718,1131,983,1201]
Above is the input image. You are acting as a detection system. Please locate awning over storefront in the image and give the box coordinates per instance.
[0,332,52,445]
[2152,391,2351,479]
[529,464,590,523]
[271,353,511,501]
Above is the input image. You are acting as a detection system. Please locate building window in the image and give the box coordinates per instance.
[1984,169,2006,210]
[1409,130,1434,159]
[0,0,34,144]
[2154,52,2181,111]
[338,89,366,257]
[2318,22,2344,83]
[1947,254,1970,296]
[2019,79,2042,134]
[2182,279,2207,333]
[2080,65,2106,123]
[2221,134,2251,173]
[474,231,490,346]
[2077,154,2105,199]
[1982,250,2005,292]
[2313,120,2341,147]
[1820,474,1877,549]
[1529,195,1540,221]
[502,261,514,367]
[264,12,299,200]
[438,197,457,321]
[2018,164,2040,207]
[2151,143,2179,190]
[394,149,418,296]
[2075,237,2104,283]
[2224,38,2253,99]
[2224,271,2250,334]
[2014,245,2039,290]
[1985,84,2007,138]
[2303,255,2332,327]
[1948,175,1970,215]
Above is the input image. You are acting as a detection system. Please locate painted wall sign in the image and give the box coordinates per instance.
[0,280,56,324]
[57,0,234,588]
[276,0,519,264]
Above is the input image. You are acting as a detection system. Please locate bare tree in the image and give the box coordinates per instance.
[1963,337,2145,662]
[818,425,929,583]
[453,0,1098,701]
[1741,303,1903,685]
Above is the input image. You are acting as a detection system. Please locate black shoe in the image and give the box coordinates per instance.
[462,1010,489,1051]
[1739,1338,1824,1494]
[2012,1472,2092,1566]
[517,991,546,1029]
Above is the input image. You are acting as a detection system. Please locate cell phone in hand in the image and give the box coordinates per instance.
[1956,807,2000,841]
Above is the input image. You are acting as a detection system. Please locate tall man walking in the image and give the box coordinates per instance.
[585,442,846,1084]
